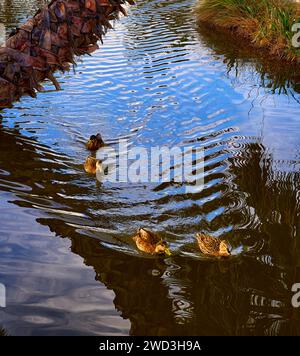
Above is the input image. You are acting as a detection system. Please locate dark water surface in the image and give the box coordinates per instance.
[0,0,300,335]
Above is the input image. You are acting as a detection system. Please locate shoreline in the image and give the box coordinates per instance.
[195,0,300,65]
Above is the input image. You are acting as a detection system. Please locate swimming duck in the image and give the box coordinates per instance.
[86,133,105,151]
[196,233,230,257]
[132,228,171,256]
[84,156,102,175]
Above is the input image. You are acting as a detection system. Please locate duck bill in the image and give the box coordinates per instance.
[164,248,172,257]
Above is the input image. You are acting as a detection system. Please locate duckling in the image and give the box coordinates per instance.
[84,156,103,175]
[86,133,105,151]
[133,228,171,256]
[196,233,230,257]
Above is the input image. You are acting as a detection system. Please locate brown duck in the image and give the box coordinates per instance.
[84,156,102,175]
[196,233,230,257]
[86,133,105,151]
[133,228,171,256]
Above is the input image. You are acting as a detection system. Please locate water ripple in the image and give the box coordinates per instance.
[0,0,300,336]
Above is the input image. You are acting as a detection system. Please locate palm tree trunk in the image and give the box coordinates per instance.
[0,0,133,108]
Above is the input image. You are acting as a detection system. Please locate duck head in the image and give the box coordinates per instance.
[219,240,230,257]
[155,240,172,256]
[86,133,104,151]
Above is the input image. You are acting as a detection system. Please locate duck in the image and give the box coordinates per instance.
[84,156,103,175]
[132,228,171,256]
[86,133,105,151]
[196,233,230,257]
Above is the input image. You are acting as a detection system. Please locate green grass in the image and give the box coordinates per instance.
[195,0,300,61]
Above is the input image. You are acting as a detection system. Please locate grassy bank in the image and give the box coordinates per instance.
[195,0,300,62]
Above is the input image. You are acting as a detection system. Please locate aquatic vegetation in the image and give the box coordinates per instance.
[195,0,300,62]
[197,22,300,95]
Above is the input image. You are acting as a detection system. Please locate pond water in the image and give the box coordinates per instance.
[0,0,300,335]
